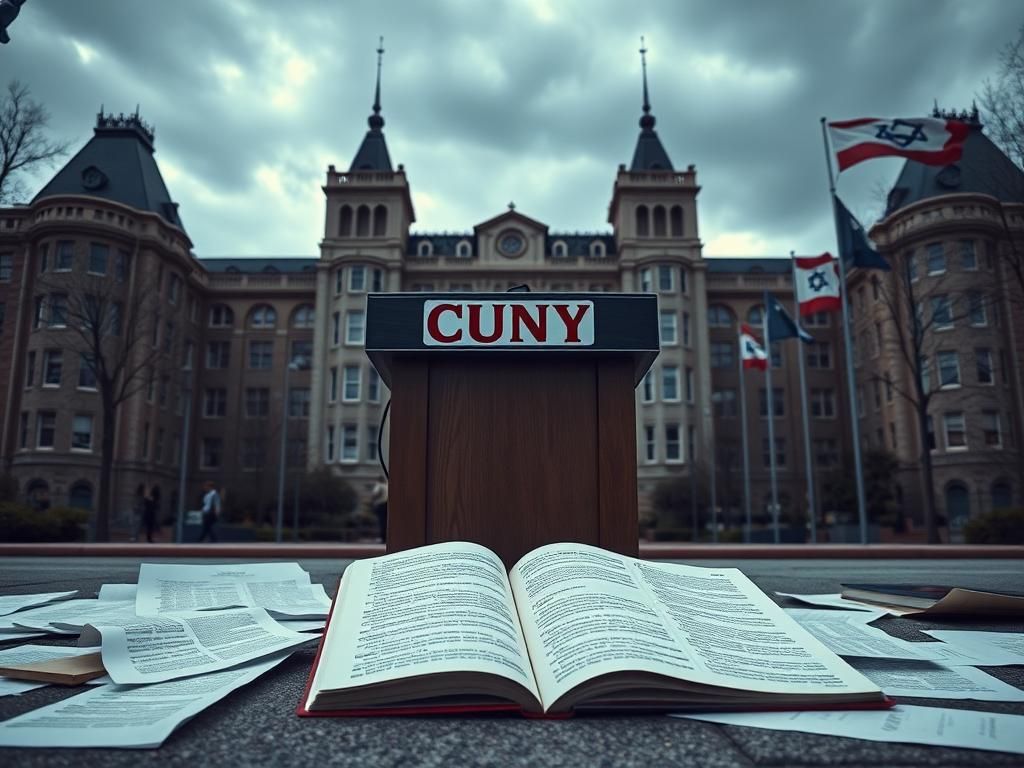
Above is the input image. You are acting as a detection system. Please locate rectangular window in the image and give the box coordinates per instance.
[943,412,966,449]
[0,253,12,281]
[710,341,734,369]
[931,295,953,329]
[242,438,266,469]
[335,268,343,295]
[967,292,987,326]
[168,274,181,304]
[682,312,690,346]
[36,411,56,448]
[43,349,62,386]
[204,388,226,418]
[371,268,384,292]
[19,411,29,449]
[109,301,123,335]
[806,341,831,368]
[341,425,358,462]
[926,242,945,274]
[982,411,1002,448]
[665,424,682,462]
[685,367,694,403]
[803,311,831,327]
[762,437,786,468]
[657,265,674,292]
[813,438,839,467]
[641,371,654,403]
[326,425,336,462]
[937,350,960,388]
[25,351,35,388]
[713,389,737,418]
[115,249,130,281]
[662,365,680,401]
[88,243,108,275]
[345,311,365,345]
[367,367,381,402]
[759,387,784,418]
[329,367,338,402]
[331,312,341,345]
[366,425,379,463]
[810,388,836,418]
[960,239,977,270]
[201,437,222,468]
[78,354,97,389]
[49,293,68,327]
[206,340,230,369]
[343,365,361,401]
[38,244,48,273]
[927,414,936,451]
[349,265,366,292]
[643,425,656,463]
[639,268,652,293]
[245,388,270,418]
[659,311,677,344]
[976,348,993,384]
[70,414,94,451]
[288,387,311,418]
[248,340,273,368]
[291,339,313,364]
[56,241,73,271]
[33,296,44,329]
[679,269,687,294]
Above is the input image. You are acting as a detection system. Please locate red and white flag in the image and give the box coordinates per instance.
[739,324,768,371]
[828,117,968,172]
[794,253,841,316]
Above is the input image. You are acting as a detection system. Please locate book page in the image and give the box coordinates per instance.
[784,608,948,660]
[509,543,878,710]
[0,591,77,617]
[308,541,540,707]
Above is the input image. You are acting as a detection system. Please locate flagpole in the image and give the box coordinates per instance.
[820,117,868,545]
[762,302,781,544]
[737,335,752,543]
[790,252,818,544]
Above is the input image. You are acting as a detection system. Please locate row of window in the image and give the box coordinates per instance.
[906,239,985,280]
[208,303,315,330]
[24,350,97,390]
[204,339,313,370]
[335,265,384,295]
[37,241,130,280]
[926,411,1006,451]
[327,365,382,404]
[640,366,695,404]
[641,264,687,294]
[338,204,388,238]
[331,311,365,346]
[324,424,379,463]
[708,305,831,329]
[705,387,838,419]
[641,423,693,463]
[18,411,95,451]
[658,310,692,346]
[635,204,685,238]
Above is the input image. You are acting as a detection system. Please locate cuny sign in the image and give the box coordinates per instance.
[423,300,595,346]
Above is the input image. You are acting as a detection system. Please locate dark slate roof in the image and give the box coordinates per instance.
[547,233,617,256]
[885,124,1024,215]
[705,257,791,274]
[34,111,185,229]
[630,121,674,172]
[350,126,393,172]
[405,233,618,257]
[407,234,476,256]
[200,257,317,273]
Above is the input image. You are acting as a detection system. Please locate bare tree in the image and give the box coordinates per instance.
[37,243,171,541]
[0,80,69,203]
[980,26,1024,172]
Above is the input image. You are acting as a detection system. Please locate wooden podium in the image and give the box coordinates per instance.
[366,293,658,568]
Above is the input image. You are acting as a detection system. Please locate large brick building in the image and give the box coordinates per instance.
[0,83,1021,539]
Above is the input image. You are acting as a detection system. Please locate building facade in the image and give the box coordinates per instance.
[0,92,1021,539]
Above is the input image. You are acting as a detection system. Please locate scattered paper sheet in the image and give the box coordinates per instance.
[847,658,1024,701]
[923,631,1024,667]
[92,607,313,684]
[135,562,330,618]
[784,608,946,661]
[775,592,885,612]
[674,705,1024,755]
[276,619,326,633]
[0,645,97,696]
[0,652,291,749]
[0,592,77,617]
[98,584,138,602]
[0,629,51,643]
[11,599,136,633]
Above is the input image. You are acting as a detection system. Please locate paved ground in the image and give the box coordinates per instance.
[0,556,1022,767]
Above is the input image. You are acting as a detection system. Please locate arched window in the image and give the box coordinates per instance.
[635,205,650,237]
[652,205,667,237]
[945,481,970,530]
[589,240,606,259]
[417,240,433,258]
[338,205,353,236]
[26,479,50,511]
[208,304,234,328]
[355,205,370,237]
[372,204,387,237]
[69,481,93,510]
[670,205,684,237]
[707,304,734,327]
[291,304,315,328]
[261,265,279,274]
[455,240,472,259]
[992,479,1013,509]
[551,240,568,258]
[248,304,277,329]
[747,305,765,326]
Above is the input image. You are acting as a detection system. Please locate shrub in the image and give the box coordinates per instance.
[963,508,1024,545]
[0,503,88,542]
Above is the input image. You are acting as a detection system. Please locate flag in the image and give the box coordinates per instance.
[739,324,768,370]
[828,116,968,172]
[835,195,891,271]
[794,253,841,316]
[765,291,813,343]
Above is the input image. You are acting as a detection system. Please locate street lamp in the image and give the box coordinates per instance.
[276,355,309,543]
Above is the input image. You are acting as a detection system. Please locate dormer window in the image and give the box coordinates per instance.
[455,240,472,259]
[417,240,433,258]
[589,240,606,259]
[551,240,568,258]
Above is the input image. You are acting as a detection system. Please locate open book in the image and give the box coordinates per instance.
[299,542,888,716]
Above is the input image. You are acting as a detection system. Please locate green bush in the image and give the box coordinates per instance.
[963,508,1024,545]
[0,503,88,542]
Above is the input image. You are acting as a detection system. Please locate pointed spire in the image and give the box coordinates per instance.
[369,36,384,131]
[640,36,651,118]
[350,37,393,172]
[629,37,673,171]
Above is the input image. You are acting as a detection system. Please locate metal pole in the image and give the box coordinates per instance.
[175,377,191,544]
[275,364,290,544]
[791,252,818,544]
[820,117,868,545]
[763,307,780,544]
[738,339,752,543]
[707,406,718,543]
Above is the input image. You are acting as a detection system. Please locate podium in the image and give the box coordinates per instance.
[366,293,659,568]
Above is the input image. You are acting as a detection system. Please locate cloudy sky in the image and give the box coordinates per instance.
[3,0,1021,257]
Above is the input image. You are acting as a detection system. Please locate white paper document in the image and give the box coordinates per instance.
[923,631,1024,666]
[775,592,884,612]
[11,598,136,633]
[784,609,945,661]
[675,705,1024,756]
[93,607,313,684]
[0,652,291,749]
[98,584,138,602]
[847,658,1024,701]
[0,591,77,617]
[0,645,97,696]
[135,562,330,618]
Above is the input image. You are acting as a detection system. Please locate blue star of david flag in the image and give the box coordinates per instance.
[835,195,891,271]
[764,291,813,344]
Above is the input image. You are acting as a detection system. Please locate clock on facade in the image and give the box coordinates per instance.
[497,230,526,258]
